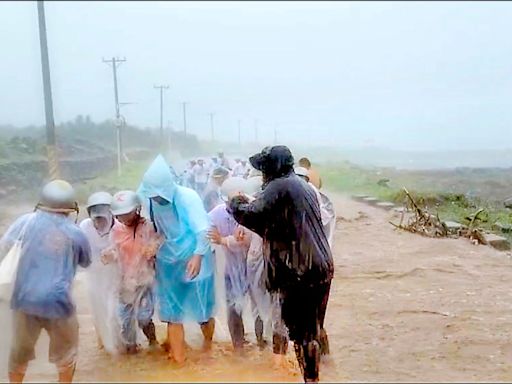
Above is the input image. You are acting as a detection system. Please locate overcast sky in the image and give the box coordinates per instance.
[2,1,512,150]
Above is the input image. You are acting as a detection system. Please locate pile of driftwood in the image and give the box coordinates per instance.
[390,187,486,245]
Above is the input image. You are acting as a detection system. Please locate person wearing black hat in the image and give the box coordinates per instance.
[228,145,334,383]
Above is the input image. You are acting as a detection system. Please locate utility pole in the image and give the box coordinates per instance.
[154,84,169,152]
[182,102,189,137]
[167,120,173,150]
[37,1,59,179]
[238,119,241,146]
[254,119,259,144]
[209,113,215,141]
[102,56,126,176]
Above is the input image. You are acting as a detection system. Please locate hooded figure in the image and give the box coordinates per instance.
[79,192,122,355]
[229,146,334,383]
[137,155,216,365]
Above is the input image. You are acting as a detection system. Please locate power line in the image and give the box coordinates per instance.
[37,1,59,179]
[102,56,126,176]
[154,85,169,152]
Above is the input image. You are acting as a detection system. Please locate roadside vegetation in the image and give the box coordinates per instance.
[320,162,512,238]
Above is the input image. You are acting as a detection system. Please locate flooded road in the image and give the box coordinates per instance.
[2,193,512,381]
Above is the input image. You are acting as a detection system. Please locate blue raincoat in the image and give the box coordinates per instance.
[137,155,215,323]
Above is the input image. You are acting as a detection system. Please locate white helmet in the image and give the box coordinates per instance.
[86,191,113,209]
[111,190,141,216]
[294,166,309,179]
[39,179,78,211]
[248,168,262,178]
[220,177,248,201]
[245,176,263,196]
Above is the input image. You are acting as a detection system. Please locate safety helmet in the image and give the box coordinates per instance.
[86,191,113,209]
[294,166,309,179]
[38,179,78,212]
[211,166,230,179]
[111,190,141,216]
[248,168,262,178]
[220,177,248,202]
[245,176,263,196]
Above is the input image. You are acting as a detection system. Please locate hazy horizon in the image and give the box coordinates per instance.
[2,1,512,152]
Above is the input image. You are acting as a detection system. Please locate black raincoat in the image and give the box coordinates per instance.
[229,146,334,293]
[230,146,334,381]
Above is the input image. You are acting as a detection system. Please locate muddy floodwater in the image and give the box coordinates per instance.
[2,194,512,382]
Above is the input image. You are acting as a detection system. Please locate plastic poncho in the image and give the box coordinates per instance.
[79,207,121,354]
[319,191,336,249]
[306,182,336,249]
[107,218,161,347]
[229,226,274,337]
[202,181,223,214]
[208,204,248,315]
[137,155,215,324]
[0,210,91,317]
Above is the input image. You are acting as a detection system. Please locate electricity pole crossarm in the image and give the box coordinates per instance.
[102,57,126,119]
[37,1,59,179]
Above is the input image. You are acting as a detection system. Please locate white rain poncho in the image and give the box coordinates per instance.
[79,205,122,354]
[319,191,336,249]
[208,204,249,316]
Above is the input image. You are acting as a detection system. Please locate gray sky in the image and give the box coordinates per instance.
[2,1,512,151]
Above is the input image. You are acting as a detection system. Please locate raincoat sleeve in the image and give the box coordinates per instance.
[224,234,250,252]
[74,230,92,268]
[176,188,210,256]
[229,184,277,237]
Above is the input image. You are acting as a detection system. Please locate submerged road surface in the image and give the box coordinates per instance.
[1,194,512,381]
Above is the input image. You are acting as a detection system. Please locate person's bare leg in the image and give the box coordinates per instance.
[57,363,76,383]
[199,318,215,352]
[167,323,186,365]
[8,365,27,384]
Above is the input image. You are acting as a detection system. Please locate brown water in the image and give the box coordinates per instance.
[3,194,512,382]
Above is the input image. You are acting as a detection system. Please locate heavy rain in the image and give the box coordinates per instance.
[2,1,512,383]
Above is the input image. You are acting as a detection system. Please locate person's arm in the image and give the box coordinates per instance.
[229,182,277,237]
[75,231,92,268]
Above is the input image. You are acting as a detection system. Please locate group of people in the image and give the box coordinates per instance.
[181,151,252,195]
[0,145,335,383]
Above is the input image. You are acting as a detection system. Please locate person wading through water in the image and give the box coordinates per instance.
[229,145,334,383]
[1,180,91,383]
[137,155,216,366]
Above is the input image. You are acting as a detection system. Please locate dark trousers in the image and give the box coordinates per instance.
[227,305,245,349]
[280,281,331,382]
